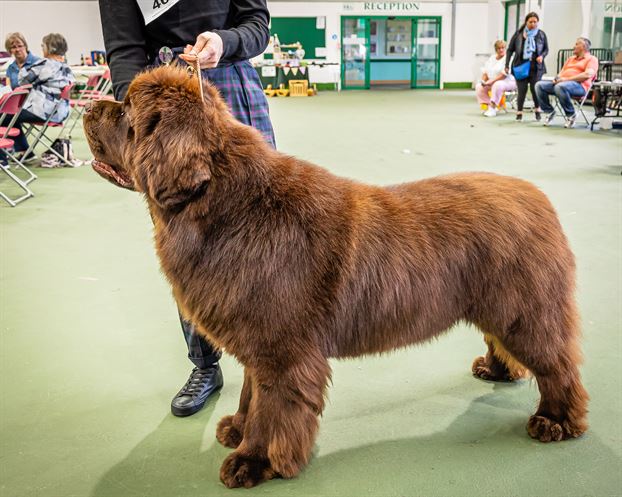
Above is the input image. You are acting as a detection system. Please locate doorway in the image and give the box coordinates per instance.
[341,16,441,90]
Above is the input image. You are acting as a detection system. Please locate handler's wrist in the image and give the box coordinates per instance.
[212,29,238,59]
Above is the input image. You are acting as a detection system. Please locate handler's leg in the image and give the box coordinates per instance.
[171,317,223,417]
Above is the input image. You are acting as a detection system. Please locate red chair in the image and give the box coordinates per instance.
[0,88,36,206]
[21,83,75,167]
[65,69,113,137]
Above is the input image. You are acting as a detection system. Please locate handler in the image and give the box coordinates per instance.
[98,0,276,417]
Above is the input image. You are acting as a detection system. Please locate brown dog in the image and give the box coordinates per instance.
[83,66,588,489]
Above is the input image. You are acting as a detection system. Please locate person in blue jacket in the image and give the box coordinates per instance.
[4,33,40,89]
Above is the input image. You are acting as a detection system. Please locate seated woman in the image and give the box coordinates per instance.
[4,32,40,89]
[476,40,517,117]
[2,33,74,162]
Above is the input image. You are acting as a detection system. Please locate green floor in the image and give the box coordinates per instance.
[1,90,621,497]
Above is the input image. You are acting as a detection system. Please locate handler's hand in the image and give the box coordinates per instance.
[179,31,224,69]
[536,56,543,64]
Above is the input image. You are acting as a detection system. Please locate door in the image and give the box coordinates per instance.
[411,17,441,88]
[341,17,370,89]
[504,0,526,40]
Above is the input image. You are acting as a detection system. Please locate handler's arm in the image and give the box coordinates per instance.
[98,0,148,100]
[212,0,270,61]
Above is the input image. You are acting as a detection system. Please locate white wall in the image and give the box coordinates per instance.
[267,1,491,85]
[0,1,104,65]
[2,0,591,86]
[541,0,586,72]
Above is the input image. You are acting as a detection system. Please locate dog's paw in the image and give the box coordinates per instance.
[220,452,277,489]
[216,415,243,449]
[472,355,519,382]
[527,415,565,442]
[527,414,587,442]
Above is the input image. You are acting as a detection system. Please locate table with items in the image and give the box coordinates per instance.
[590,63,622,130]
[255,65,309,90]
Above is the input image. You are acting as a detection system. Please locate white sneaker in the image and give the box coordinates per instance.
[564,114,577,129]
[544,111,556,126]
[483,108,497,117]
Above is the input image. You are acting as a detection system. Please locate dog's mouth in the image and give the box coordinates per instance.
[92,159,135,190]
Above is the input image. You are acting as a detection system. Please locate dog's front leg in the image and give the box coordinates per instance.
[216,367,252,448]
[219,354,331,488]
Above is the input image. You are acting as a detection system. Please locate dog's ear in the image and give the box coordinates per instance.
[126,66,224,210]
[141,135,212,210]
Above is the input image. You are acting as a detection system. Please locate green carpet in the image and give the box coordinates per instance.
[1,90,621,497]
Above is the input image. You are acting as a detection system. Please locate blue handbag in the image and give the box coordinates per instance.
[512,61,531,80]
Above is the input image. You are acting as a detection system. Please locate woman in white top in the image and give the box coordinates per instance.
[476,40,517,117]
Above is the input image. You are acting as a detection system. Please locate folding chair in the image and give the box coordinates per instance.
[554,77,597,127]
[64,69,113,137]
[21,83,75,167]
[64,73,102,136]
[0,88,36,206]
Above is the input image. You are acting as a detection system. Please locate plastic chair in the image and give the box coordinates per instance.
[480,86,510,112]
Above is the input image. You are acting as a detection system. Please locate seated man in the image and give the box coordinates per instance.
[535,37,598,128]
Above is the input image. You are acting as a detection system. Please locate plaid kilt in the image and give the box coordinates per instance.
[201,61,276,148]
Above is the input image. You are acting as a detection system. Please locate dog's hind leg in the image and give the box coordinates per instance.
[494,302,588,442]
[472,333,529,382]
[216,367,252,449]
[219,352,331,488]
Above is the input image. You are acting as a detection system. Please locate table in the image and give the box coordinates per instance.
[256,65,310,90]
[69,65,109,78]
[591,80,622,130]
[255,62,341,92]
[1,63,107,82]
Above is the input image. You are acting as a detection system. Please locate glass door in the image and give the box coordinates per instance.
[504,0,526,40]
[604,16,622,50]
[341,17,370,89]
[411,17,441,88]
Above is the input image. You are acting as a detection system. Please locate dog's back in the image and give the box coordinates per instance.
[306,171,572,358]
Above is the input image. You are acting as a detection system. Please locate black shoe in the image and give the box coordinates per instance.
[535,111,542,121]
[516,113,523,121]
[171,364,223,417]
[17,151,36,162]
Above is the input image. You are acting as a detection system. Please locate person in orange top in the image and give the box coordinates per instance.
[535,37,598,128]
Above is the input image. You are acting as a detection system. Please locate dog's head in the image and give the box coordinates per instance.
[83,65,229,210]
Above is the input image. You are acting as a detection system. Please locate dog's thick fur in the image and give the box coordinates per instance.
[84,66,588,489]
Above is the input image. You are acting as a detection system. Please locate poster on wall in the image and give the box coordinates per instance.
[262,66,277,77]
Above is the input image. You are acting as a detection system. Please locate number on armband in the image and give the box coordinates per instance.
[153,0,168,9]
